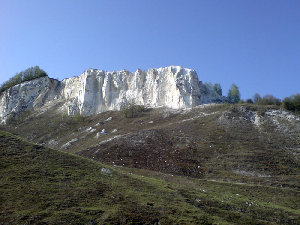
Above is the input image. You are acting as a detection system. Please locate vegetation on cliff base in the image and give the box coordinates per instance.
[121,101,146,118]
[0,66,48,93]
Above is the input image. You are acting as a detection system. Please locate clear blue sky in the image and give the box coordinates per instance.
[1,0,299,100]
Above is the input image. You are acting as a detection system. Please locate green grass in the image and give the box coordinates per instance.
[0,130,216,224]
[119,167,300,224]
[1,130,299,224]
[2,105,299,185]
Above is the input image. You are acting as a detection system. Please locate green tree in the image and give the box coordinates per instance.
[282,94,300,113]
[282,97,294,111]
[213,83,222,96]
[204,82,213,89]
[227,84,240,103]
[0,66,48,93]
[293,94,300,112]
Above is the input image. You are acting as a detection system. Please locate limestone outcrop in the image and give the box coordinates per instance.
[0,66,225,123]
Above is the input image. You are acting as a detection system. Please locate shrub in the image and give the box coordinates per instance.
[282,97,294,111]
[282,94,300,113]
[246,98,253,104]
[258,94,281,106]
[72,113,86,123]
[0,66,48,93]
[121,101,145,118]
[6,110,33,125]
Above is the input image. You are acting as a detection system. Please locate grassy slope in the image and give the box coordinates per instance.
[1,130,300,224]
[74,104,299,188]
[2,103,300,189]
[0,129,205,224]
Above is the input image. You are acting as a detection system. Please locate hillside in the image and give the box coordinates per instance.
[3,103,299,186]
[1,129,300,224]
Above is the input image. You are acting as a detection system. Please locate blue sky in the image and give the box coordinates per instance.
[0,0,299,100]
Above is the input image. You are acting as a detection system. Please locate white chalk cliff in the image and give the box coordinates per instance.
[0,66,225,123]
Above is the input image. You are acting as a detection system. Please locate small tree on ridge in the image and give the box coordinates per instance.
[227,84,240,104]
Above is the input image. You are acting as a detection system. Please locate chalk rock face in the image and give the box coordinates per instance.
[0,76,61,123]
[0,66,225,123]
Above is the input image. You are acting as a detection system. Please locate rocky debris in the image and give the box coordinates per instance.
[220,106,300,134]
[96,129,107,138]
[219,107,258,125]
[265,109,300,134]
[95,121,104,126]
[105,117,112,122]
[237,106,261,127]
[61,138,78,149]
[48,139,58,146]
[95,135,123,147]
[101,168,112,175]
[265,110,299,122]
[86,127,96,133]
[0,66,226,123]
[233,169,271,177]
[245,201,253,207]
[179,111,218,124]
